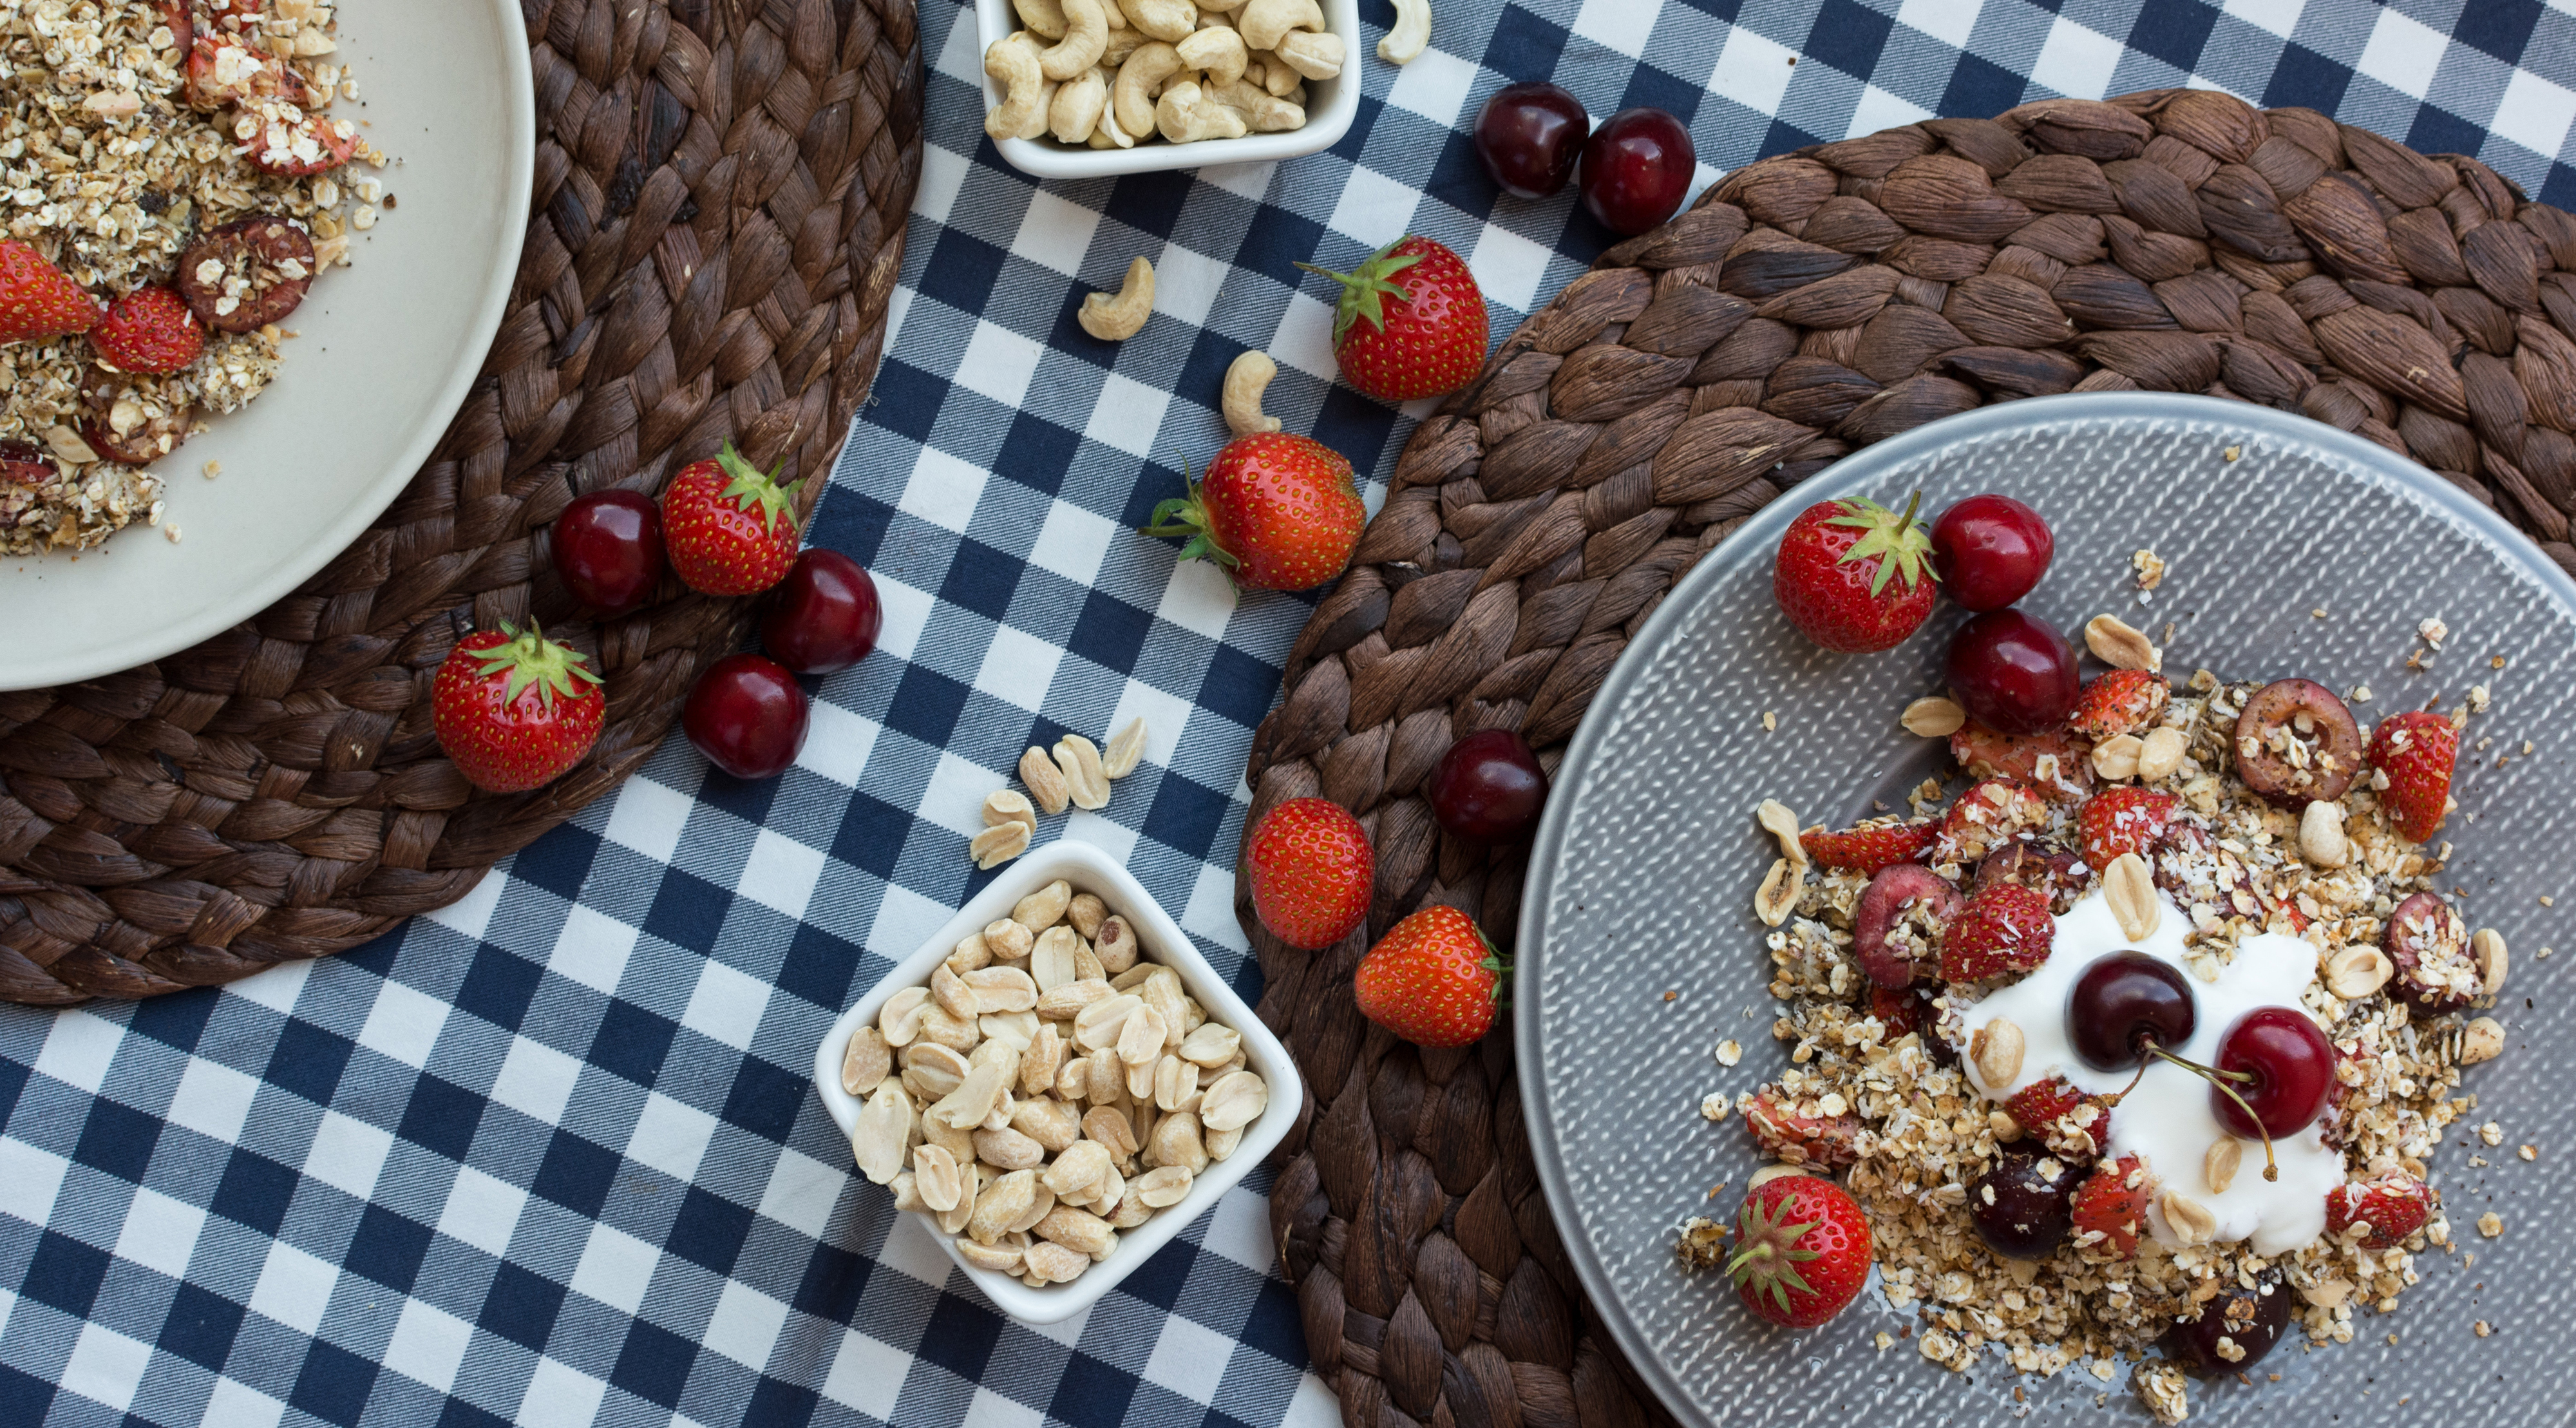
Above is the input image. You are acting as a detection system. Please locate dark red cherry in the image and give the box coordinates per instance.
[1578,108,1695,236]
[1852,862,1960,988]
[1473,82,1589,199]
[1968,1152,2077,1260]
[761,549,882,674]
[2161,1271,2292,1378]
[2211,1007,2334,1140]
[550,489,666,617]
[1428,728,1548,844]
[1930,494,2054,611]
[2067,953,2195,1071]
[683,652,810,780]
[1944,608,2079,734]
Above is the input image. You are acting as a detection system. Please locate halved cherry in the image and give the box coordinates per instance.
[1853,862,1960,988]
[79,367,193,466]
[2231,678,2363,808]
[1,439,55,486]
[2382,892,2480,1011]
[176,215,316,333]
[1971,841,2091,913]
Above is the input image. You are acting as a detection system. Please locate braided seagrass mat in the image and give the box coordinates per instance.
[1242,87,2576,1428]
[0,0,921,1006]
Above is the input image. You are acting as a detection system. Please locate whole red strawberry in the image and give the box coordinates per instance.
[2325,1170,2435,1248]
[0,238,102,344]
[1352,905,1504,1048]
[2070,1154,2152,1258]
[661,443,802,596]
[2067,670,2170,741]
[1801,820,1937,874]
[1772,492,1938,652]
[1941,882,2052,980]
[1244,797,1374,950]
[1727,1174,1871,1329]
[1743,1083,1861,1170]
[1299,236,1486,402]
[2367,711,2457,843]
[1143,432,1361,592]
[2076,786,2180,870]
[432,622,607,793]
[2002,1076,2113,1156]
[92,287,204,374]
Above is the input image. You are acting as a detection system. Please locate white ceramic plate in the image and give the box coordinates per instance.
[0,0,535,691]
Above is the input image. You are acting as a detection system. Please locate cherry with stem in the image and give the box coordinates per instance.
[2101,1038,2280,1182]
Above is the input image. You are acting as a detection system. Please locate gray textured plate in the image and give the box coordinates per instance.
[1517,394,2576,1427]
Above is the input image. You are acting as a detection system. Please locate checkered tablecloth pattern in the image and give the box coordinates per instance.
[7,2,2576,1425]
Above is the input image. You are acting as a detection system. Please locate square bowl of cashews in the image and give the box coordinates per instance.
[977,0,1370,180]
[811,838,1303,1324]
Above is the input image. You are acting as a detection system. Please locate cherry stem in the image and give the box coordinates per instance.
[2141,1042,2280,1181]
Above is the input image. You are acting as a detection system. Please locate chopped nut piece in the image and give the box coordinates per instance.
[1715,1039,1743,1067]
[2477,1212,2503,1238]
[1754,858,1802,928]
[2132,549,2166,589]
[1756,799,1806,867]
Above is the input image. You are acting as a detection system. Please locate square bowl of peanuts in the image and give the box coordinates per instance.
[975,0,1365,181]
[812,838,1302,1324]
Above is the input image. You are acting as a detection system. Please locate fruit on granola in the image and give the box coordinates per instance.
[2366,710,2458,843]
[1969,841,2090,912]
[2003,1076,2112,1157]
[1944,607,2079,734]
[176,216,316,333]
[1743,1083,1861,1170]
[1853,862,1959,987]
[1932,777,2051,865]
[1803,819,1937,875]
[90,286,203,374]
[1243,797,1374,950]
[244,105,359,178]
[1298,236,1486,403]
[762,549,883,674]
[2161,1271,2291,1378]
[187,28,311,109]
[432,622,607,793]
[1352,904,1505,1049]
[0,238,102,343]
[2231,678,2362,808]
[682,651,810,779]
[2067,953,2195,1072]
[1940,882,2053,980]
[1726,1173,1871,1329]
[2324,1169,2436,1249]
[1772,492,1938,652]
[1,439,55,486]
[549,488,666,618]
[1949,721,2090,798]
[1142,432,1363,593]
[1578,107,1696,236]
[1928,493,2052,611]
[2380,891,2480,1011]
[2069,1154,2153,1259]
[1427,728,1548,844]
[661,443,802,596]
[78,367,191,466]
[2067,669,2170,741]
[2075,786,2181,871]
[2210,1007,2334,1141]
[1969,1150,2078,1259]
[1473,81,1589,200]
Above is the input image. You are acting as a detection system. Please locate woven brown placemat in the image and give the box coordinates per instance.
[0,0,922,1005]
[1242,87,2576,1428]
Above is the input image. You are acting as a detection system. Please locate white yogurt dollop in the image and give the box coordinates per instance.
[1955,887,2337,1256]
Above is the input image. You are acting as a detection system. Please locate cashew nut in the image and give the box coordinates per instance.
[983,33,1050,141]
[1050,66,1108,144]
[1086,73,1137,148]
[1380,0,1430,64]
[1101,26,1148,67]
[1175,25,1249,87]
[1223,350,1283,435]
[1206,76,1304,131]
[1079,256,1156,341]
[1112,41,1184,139]
[1119,0,1198,42]
[1039,0,1111,80]
[1014,0,1069,40]
[1258,57,1304,99]
[1157,79,1249,144]
[1272,28,1344,80]
[1239,0,1324,51]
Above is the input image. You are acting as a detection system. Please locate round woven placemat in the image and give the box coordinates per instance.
[1242,87,2576,1428]
[0,0,922,1005]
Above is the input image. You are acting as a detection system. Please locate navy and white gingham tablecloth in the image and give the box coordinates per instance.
[8,2,2576,1424]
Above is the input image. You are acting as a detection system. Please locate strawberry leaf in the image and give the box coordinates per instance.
[1298,238,1426,344]
[469,620,601,713]
[1824,490,1935,597]
[714,442,801,538]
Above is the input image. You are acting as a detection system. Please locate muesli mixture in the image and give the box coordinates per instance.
[1681,622,2508,1422]
[1,0,384,555]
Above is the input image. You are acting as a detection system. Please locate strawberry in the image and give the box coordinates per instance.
[2067,670,2169,741]
[1298,236,1486,403]
[431,622,606,793]
[2324,1170,2436,1249]
[1352,904,1505,1049]
[1,439,53,487]
[1801,819,1936,873]
[1243,797,1374,950]
[0,238,102,344]
[1726,1174,1872,1329]
[1950,721,2092,801]
[1771,492,1938,652]
[660,443,801,595]
[2367,711,2457,843]
[1941,882,2053,979]
[243,104,359,177]
[1742,1083,1861,1170]
[2002,1076,2112,1157]
[187,31,309,109]
[2070,1154,2153,1259]
[2075,786,2180,871]
[1142,432,1361,592]
[1931,777,2051,866]
[91,287,204,374]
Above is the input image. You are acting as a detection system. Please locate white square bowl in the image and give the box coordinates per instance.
[811,839,1303,1325]
[973,0,1364,181]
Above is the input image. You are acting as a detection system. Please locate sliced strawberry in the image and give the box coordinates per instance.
[2325,1170,2435,1249]
[2068,670,2170,741]
[1932,778,2052,866]
[2367,711,2458,844]
[1951,720,2093,800]
[2070,1154,2153,1258]
[2075,786,2180,871]
[1742,1083,1861,1171]
[2002,1076,2112,1158]
[1969,841,2092,913]
[1801,819,1937,873]
[243,105,359,177]
[1941,882,2052,980]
